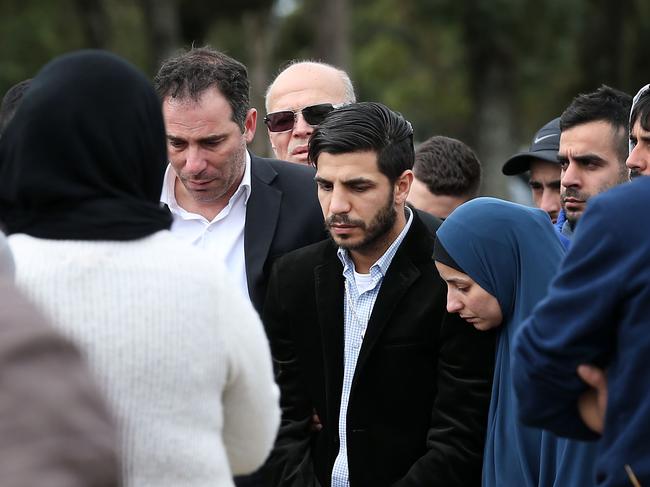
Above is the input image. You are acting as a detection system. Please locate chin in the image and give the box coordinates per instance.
[473,321,500,332]
[288,154,309,164]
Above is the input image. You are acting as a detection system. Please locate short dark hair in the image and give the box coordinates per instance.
[414,136,481,197]
[308,102,414,183]
[630,87,650,132]
[0,79,32,139]
[153,46,249,130]
[560,85,632,164]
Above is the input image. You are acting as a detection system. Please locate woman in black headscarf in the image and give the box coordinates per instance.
[0,50,171,237]
[0,50,279,487]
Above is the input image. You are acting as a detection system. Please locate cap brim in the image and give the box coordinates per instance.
[502,150,559,175]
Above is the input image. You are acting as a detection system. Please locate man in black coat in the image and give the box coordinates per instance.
[264,102,496,486]
[154,47,326,314]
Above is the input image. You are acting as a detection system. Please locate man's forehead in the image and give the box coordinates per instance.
[268,65,347,110]
[269,88,346,113]
[315,151,381,179]
[529,159,561,175]
[558,120,618,154]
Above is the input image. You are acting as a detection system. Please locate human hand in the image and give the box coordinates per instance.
[310,409,322,432]
[576,364,607,434]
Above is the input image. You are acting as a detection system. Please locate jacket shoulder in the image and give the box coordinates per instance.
[273,238,334,271]
[251,154,316,185]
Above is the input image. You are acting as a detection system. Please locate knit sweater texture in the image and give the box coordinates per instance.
[9,230,280,487]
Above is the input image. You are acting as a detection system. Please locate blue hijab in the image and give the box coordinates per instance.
[436,198,567,486]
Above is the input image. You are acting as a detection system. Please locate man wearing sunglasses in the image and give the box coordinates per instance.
[154,47,326,319]
[264,61,356,165]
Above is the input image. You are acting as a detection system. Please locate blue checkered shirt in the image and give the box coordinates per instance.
[330,208,413,487]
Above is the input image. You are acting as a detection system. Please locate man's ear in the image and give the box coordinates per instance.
[394,169,414,205]
[243,108,257,143]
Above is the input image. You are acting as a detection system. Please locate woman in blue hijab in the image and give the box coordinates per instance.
[433,197,596,486]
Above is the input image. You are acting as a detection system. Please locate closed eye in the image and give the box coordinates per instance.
[316,181,333,191]
[168,139,186,149]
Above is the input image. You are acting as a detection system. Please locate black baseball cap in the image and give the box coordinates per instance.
[502,117,561,175]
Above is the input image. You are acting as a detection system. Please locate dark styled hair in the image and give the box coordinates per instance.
[630,88,650,132]
[0,79,32,139]
[414,135,481,197]
[153,46,250,130]
[560,85,632,164]
[308,102,414,183]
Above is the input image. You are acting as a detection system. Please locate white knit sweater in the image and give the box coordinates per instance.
[9,231,280,487]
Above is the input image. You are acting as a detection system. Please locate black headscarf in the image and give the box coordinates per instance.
[0,50,171,240]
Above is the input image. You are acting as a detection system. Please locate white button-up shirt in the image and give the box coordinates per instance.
[160,152,252,301]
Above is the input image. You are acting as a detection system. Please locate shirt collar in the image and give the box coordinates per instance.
[160,151,252,214]
[337,206,414,279]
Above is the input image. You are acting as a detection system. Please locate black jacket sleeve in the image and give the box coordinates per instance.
[394,312,496,486]
[262,262,321,487]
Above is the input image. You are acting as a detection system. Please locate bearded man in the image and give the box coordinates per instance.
[262,102,496,487]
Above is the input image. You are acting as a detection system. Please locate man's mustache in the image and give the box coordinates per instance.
[325,214,366,229]
[561,188,590,202]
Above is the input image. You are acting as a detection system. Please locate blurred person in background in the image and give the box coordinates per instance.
[0,50,279,487]
[264,61,355,165]
[408,135,481,219]
[502,117,562,224]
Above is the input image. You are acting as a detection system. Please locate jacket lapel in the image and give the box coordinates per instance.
[314,249,345,420]
[245,155,281,296]
[352,214,430,387]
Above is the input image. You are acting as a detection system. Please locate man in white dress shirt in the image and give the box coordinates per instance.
[155,46,326,313]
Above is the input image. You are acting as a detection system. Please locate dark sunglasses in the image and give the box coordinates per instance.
[264,103,336,133]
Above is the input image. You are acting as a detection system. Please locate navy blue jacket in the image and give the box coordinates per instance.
[513,177,650,487]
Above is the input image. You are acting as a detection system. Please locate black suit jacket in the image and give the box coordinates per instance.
[263,211,496,486]
[245,153,327,313]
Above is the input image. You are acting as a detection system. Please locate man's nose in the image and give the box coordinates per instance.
[292,112,315,138]
[540,189,560,216]
[561,162,581,188]
[328,186,351,215]
[626,144,647,175]
[185,145,206,174]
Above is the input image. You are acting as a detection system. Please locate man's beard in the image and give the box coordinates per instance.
[325,193,397,252]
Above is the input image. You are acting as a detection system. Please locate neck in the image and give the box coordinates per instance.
[349,208,407,274]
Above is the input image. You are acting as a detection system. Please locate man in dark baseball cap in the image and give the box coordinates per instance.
[503,118,561,223]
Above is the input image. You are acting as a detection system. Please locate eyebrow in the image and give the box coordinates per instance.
[443,276,471,286]
[557,153,606,165]
[529,178,561,187]
[631,133,650,143]
[342,177,375,187]
[314,176,376,187]
[314,176,330,185]
[166,134,225,143]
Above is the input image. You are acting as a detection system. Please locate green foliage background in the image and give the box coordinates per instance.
[2,0,649,196]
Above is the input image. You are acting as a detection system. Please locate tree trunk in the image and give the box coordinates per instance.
[243,7,278,157]
[140,0,181,73]
[314,0,349,69]
[75,0,111,48]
